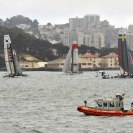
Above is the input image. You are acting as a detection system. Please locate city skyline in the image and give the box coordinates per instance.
[1,0,133,28]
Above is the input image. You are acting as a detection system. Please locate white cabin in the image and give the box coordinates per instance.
[95,94,124,111]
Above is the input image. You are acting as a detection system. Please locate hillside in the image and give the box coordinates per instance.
[2,15,41,38]
[0,26,118,68]
[0,26,70,67]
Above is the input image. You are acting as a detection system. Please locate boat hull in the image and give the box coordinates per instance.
[77,106,133,116]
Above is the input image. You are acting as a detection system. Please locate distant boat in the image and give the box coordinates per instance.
[96,70,110,79]
[118,32,133,78]
[4,34,25,77]
[62,41,79,74]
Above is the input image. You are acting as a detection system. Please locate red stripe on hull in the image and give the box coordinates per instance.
[77,106,133,116]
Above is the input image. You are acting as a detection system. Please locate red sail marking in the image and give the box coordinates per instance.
[72,44,78,49]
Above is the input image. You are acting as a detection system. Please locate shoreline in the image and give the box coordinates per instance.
[0,67,120,72]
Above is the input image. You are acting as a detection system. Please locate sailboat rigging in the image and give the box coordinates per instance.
[62,41,79,74]
[118,32,133,78]
[4,34,24,77]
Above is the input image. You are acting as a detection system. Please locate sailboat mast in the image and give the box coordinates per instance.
[71,47,74,73]
[63,41,79,74]
[13,49,22,75]
[4,46,12,75]
[118,33,129,75]
[10,42,17,75]
[4,35,17,76]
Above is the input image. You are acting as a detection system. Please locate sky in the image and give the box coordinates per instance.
[0,0,133,28]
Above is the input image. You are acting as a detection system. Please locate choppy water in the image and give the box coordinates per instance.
[0,71,133,133]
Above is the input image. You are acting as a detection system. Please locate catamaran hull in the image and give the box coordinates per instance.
[113,75,133,78]
[3,73,27,78]
[77,106,133,116]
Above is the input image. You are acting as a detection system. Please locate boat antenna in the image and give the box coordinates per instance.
[122,93,125,97]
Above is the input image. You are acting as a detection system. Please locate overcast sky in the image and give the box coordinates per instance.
[1,0,133,28]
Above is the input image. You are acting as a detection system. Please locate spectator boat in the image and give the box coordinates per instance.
[77,94,133,116]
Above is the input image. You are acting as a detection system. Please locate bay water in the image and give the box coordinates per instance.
[0,71,133,133]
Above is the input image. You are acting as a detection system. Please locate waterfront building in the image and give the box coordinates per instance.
[46,52,119,70]
[102,53,119,68]
[19,54,47,69]
[80,53,102,68]
[46,58,65,70]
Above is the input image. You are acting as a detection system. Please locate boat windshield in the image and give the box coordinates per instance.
[95,99,123,110]
[103,102,107,107]
[95,99,103,107]
[97,102,102,107]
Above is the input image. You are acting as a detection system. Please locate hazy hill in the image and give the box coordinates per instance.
[4,15,33,27]
[3,15,41,39]
[0,26,69,61]
[0,26,118,68]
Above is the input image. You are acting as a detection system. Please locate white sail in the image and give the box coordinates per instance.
[4,35,15,76]
[13,50,22,76]
[62,41,79,73]
[62,47,72,73]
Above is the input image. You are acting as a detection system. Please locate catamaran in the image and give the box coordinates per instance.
[118,32,133,78]
[4,34,24,77]
[62,41,79,74]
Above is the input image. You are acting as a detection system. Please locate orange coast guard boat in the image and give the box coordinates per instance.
[77,94,133,116]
